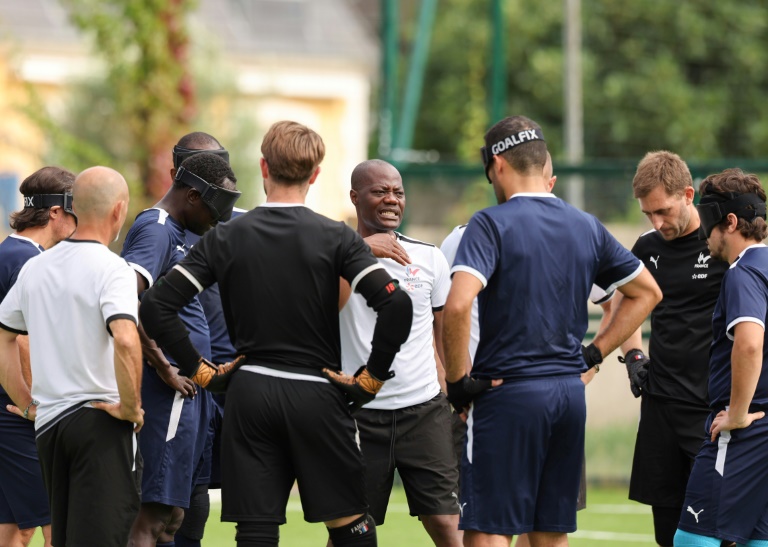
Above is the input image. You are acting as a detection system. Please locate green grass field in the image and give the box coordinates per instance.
[198,486,656,546]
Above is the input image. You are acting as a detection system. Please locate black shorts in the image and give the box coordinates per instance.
[355,394,460,525]
[629,395,710,507]
[36,407,141,547]
[221,371,367,524]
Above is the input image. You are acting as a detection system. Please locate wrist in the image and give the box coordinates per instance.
[23,398,39,419]
[582,343,603,370]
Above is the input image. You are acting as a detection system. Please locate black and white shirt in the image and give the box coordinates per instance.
[174,203,381,373]
[0,240,137,433]
[341,233,450,409]
[631,229,728,406]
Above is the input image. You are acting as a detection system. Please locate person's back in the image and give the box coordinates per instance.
[11,240,135,430]
[443,115,661,547]
[464,193,638,378]
[194,204,372,372]
[140,121,414,547]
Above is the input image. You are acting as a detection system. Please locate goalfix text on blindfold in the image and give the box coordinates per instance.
[480,128,546,183]
[697,191,767,240]
[23,193,76,217]
[174,166,241,222]
[172,146,230,170]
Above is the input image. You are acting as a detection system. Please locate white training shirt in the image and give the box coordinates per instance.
[0,240,138,434]
[440,225,480,361]
[340,233,451,409]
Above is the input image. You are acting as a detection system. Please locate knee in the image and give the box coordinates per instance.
[327,513,377,547]
[164,506,185,536]
[235,522,279,547]
[421,514,461,543]
[177,484,210,540]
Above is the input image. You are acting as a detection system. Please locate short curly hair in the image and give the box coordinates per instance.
[174,152,237,190]
[9,166,75,232]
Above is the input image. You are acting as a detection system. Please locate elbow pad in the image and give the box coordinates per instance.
[355,268,413,380]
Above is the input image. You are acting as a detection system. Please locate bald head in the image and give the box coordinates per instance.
[73,167,129,223]
[351,159,400,191]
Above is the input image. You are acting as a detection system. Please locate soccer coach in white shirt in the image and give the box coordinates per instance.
[0,166,144,547]
[338,159,461,546]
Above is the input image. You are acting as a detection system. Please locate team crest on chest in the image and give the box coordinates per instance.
[403,264,423,292]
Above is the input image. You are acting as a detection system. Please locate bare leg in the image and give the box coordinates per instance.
[128,502,179,547]
[421,514,462,547]
[528,531,568,547]
[463,530,513,547]
[515,533,531,547]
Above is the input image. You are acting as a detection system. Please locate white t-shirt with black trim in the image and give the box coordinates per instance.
[340,232,451,409]
[0,240,138,433]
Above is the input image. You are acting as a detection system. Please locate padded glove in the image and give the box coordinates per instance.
[618,349,650,398]
[190,355,245,393]
[446,376,494,413]
[322,366,388,413]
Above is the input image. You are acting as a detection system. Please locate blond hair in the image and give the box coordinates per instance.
[632,151,693,198]
[261,121,325,184]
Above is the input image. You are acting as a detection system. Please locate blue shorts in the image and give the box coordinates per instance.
[139,365,210,508]
[207,394,225,488]
[678,412,768,544]
[192,389,214,487]
[0,394,50,529]
[460,376,585,535]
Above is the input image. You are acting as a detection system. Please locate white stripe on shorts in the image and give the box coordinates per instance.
[715,430,731,476]
[166,392,185,442]
[132,432,138,471]
[466,403,474,464]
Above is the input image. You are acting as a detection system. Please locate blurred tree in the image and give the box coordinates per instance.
[55,0,197,199]
[411,0,768,163]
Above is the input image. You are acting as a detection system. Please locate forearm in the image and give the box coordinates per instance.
[620,327,644,355]
[593,270,659,357]
[17,335,32,388]
[729,329,763,420]
[442,304,472,383]
[0,335,33,409]
[112,323,143,420]
[140,270,203,377]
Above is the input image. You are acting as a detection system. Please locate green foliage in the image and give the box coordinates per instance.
[413,0,768,163]
[54,0,197,198]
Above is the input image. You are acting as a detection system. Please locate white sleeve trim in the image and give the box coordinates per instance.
[603,262,644,294]
[350,264,385,293]
[172,265,205,294]
[726,317,766,341]
[128,262,154,288]
[450,265,488,288]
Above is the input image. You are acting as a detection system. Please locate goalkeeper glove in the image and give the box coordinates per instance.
[322,366,389,413]
[618,349,649,398]
[446,376,494,413]
[190,355,245,393]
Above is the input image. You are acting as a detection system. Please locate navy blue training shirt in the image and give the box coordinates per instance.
[121,208,211,363]
[0,234,44,396]
[708,244,768,410]
[452,193,642,379]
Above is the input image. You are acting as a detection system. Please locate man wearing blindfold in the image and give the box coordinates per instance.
[120,135,240,547]
[0,166,76,547]
[674,169,768,547]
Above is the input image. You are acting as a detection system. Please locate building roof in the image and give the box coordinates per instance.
[0,0,377,65]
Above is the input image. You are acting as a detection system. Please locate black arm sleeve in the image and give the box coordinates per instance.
[355,268,413,381]
[139,268,202,377]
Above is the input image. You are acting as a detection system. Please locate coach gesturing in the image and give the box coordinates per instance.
[141,121,412,547]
